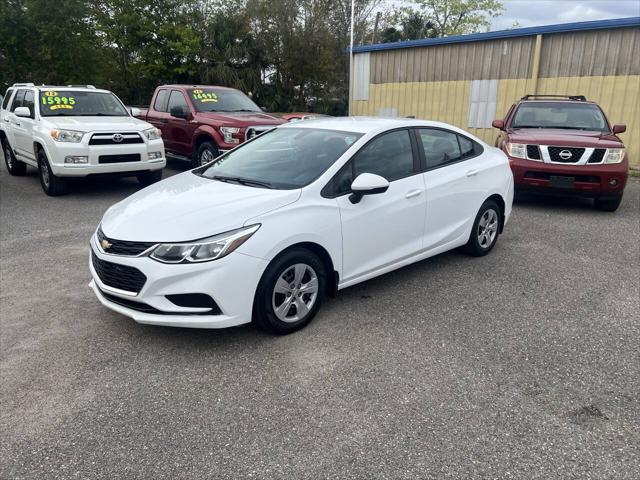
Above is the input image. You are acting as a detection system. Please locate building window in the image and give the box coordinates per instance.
[353,52,370,101]
[468,79,498,129]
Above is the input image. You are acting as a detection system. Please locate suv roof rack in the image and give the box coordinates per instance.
[11,83,35,87]
[521,94,587,101]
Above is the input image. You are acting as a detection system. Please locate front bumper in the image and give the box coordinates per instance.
[49,138,166,177]
[88,235,268,328]
[508,155,628,198]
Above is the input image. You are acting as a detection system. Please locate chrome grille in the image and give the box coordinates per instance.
[548,146,585,163]
[89,132,143,145]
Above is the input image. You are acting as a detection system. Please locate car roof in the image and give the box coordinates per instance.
[160,84,240,92]
[34,86,112,94]
[278,116,467,134]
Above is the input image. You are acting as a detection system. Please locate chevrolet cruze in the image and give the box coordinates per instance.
[89,117,514,334]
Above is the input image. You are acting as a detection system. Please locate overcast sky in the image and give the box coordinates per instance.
[491,0,640,30]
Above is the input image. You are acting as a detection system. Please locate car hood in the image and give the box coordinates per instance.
[46,116,150,133]
[196,111,284,126]
[507,128,623,148]
[100,171,301,242]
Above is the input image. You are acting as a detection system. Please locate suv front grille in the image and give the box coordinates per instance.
[97,227,155,256]
[548,146,585,163]
[245,126,273,140]
[526,145,541,160]
[588,148,606,164]
[89,132,143,145]
[92,252,147,294]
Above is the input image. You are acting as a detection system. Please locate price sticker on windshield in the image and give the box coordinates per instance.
[41,91,76,110]
[192,90,218,103]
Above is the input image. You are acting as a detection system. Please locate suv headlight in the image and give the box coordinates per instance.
[144,127,162,141]
[50,129,84,142]
[505,143,526,159]
[604,148,625,164]
[149,224,260,264]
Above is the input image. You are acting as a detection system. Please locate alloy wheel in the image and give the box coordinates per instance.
[5,145,12,169]
[200,148,214,165]
[271,263,319,323]
[477,208,498,248]
[40,160,50,188]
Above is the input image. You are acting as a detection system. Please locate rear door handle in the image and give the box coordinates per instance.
[466,169,478,177]
[405,189,422,199]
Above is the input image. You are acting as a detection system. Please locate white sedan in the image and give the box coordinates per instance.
[89,117,513,333]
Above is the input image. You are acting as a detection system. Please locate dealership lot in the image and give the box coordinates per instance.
[1,157,639,478]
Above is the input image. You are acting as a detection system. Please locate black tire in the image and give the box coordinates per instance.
[136,169,163,186]
[463,199,501,257]
[594,195,623,212]
[253,248,327,334]
[192,141,219,168]
[37,148,67,196]
[2,139,27,176]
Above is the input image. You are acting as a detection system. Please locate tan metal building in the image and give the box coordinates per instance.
[351,17,640,167]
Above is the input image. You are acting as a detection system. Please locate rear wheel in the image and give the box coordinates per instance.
[2,140,27,176]
[463,200,501,257]
[136,169,162,186]
[253,248,327,334]
[38,148,67,196]
[594,194,623,212]
[192,141,219,168]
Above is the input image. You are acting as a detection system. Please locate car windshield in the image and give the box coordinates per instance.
[188,88,262,113]
[40,90,129,117]
[198,127,362,189]
[511,102,609,132]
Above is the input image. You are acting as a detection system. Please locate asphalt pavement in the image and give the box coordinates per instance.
[1,156,639,479]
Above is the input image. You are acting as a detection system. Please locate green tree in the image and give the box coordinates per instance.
[416,0,504,36]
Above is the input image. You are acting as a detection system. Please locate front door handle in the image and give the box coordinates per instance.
[466,169,478,177]
[405,189,422,199]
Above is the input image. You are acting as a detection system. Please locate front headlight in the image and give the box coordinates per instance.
[220,126,240,144]
[50,129,84,142]
[149,224,260,264]
[144,127,162,141]
[604,148,625,164]
[506,142,526,159]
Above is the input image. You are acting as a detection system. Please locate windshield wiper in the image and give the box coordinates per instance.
[212,175,273,189]
[228,109,261,113]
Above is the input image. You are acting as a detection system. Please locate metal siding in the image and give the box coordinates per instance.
[368,37,535,84]
[539,27,640,77]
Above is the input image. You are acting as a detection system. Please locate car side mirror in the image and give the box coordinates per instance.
[492,119,505,130]
[348,173,389,204]
[170,106,188,119]
[130,107,141,117]
[612,123,626,134]
[14,107,31,118]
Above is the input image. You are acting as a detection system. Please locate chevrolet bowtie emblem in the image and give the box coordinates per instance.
[101,239,112,250]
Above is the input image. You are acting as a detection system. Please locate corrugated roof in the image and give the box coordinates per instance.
[352,16,640,53]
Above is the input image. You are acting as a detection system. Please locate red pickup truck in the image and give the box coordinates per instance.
[134,85,284,167]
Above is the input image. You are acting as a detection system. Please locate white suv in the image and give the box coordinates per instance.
[0,83,166,196]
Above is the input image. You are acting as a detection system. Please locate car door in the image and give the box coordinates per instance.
[166,90,192,156]
[329,129,427,283]
[12,89,37,161]
[417,128,487,250]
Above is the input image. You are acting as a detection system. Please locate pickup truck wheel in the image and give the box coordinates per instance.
[3,140,27,176]
[193,141,219,168]
[136,170,163,186]
[594,194,623,212]
[37,149,67,196]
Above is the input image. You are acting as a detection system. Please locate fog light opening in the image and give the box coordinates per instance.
[609,178,618,186]
[64,155,89,164]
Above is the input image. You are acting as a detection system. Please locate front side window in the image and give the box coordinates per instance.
[199,127,362,189]
[188,88,261,113]
[11,90,26,112]
[418,129,462,168]
[354,130,415,181]
[39,90,128,117]
[511,102,609,132]
[167,90,188,115]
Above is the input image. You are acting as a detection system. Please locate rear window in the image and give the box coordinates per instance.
[511,102,609,132]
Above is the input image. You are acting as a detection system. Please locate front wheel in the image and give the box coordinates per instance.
[253,248,327,334]
[192,141,219,168]
[594,195,622,212]
[463,199,501,257]
[136,169,162,186]
[38,149,67,196]
[3,140,27,176]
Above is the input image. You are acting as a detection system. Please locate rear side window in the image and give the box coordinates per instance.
[10,90,26,112]
[167,90,188,115]
[153,89,169,112]
[2,89,13,110]
[418,129,482,169]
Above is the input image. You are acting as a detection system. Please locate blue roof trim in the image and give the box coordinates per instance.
[352,17,640,53]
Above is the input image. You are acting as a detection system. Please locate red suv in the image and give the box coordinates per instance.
[493,95,628,211]
[135,85,284,167]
